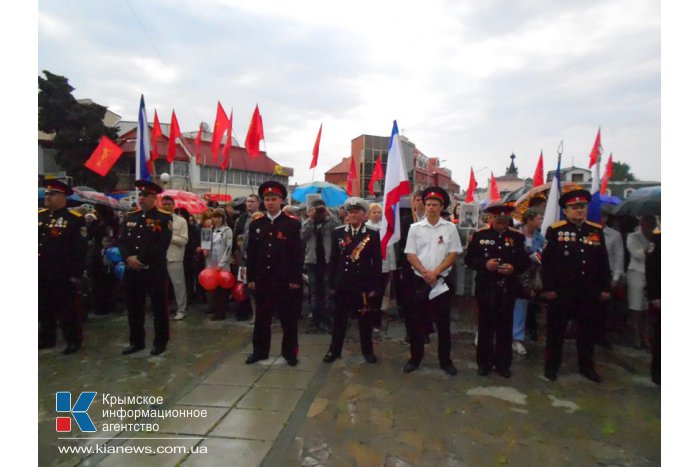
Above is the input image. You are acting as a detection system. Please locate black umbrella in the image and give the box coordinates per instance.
[612,190,660,217]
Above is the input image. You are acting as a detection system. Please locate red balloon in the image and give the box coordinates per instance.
[219,271,236,289]
[198,268,219,291]
[232,282,247,302]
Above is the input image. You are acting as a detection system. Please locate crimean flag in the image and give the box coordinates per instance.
[533,150,544,187]
[135,95,151,181]
[194,123,203,164]
[167,110,182,163]
[220,109,233,170]
[245,104,265,158]
[347,156,357,196]
[542,155,562,234]
[465,167,477,202]
[379,121,411,259]
[488,172,501,202]
[310,123,322,169]
[367,155,384,195]
[588,127,603,168]
[600,153,613,194]
[211,101,229,162]
[150,110,162,175]
[84,136,123,176]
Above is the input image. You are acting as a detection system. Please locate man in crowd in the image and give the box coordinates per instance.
[39,179,87,355]
[465,204,529,378]
[402,187,462,376]
[598,208,625,347]
[117,180,173,356]
[246,181,304,366]
[323,197,382,364]
[161,195,188,321]
[412,190,426,222]
[541,189,611,382]
[232,194,261,320]
[302,198,341,333]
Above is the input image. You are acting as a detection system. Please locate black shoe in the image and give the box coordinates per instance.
[544,370,558,381]
[62,343,81,355]
[285,356,298,366]
[496,368,511,378]
[39,341,56,350]
[150,345,166,356]
[579,369,602,383]
[364,354,378,364]
[122,345,145,355]
[402,361,419,373]
[441,363,458,376]
[245,353,266,364]
[323,352,339,363]
[478,367,491,376]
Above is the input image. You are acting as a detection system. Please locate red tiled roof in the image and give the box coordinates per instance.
[326,157,351,174]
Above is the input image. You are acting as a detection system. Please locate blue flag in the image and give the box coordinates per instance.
[135,95,152,181]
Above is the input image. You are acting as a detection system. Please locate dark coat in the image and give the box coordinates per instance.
[328,224,382,294]
[116,206,173,273]
[246,213,304,290]
[645,232,661,301]
[38,207,87,279]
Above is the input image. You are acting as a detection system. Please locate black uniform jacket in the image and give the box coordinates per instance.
[38,207,87,279]
[246,213,304,290]
[465,226,530,295]
[328,223,382,294]
[541,219,611,297]
[117,207,173,273]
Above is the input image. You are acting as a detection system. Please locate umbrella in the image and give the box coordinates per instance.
[513,181,580,220]
[612,189,660,217]
[599,194,621,206]
[292,181,348,207]
[158,189,209,214]
[73,189,121,209]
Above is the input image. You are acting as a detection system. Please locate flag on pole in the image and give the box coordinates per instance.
[194,123,203,164]
[533,150,544,187]
[542,156,562,235]
[167,110,182,163]
[220,110,233,170]
[600,153,613,194]
[488,172,500,202]
[245,105,265,158]
[588,127,602,168]
[465,167,477,202]
[347,156,357,196]
[310,123,322,169]
[368,155,384,195]
[379,121,411,259]
[150,110,162,175]
[136,95,151,181]
[211,102,229,163]
[84,136,123,176]
[587,128,604,222]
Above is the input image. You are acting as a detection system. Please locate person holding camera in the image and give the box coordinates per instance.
[465,204,530,378]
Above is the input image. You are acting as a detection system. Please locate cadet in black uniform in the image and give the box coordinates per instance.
[38,179,87,354]
[323,197,382,364]
[117,180,173,356]
[541,189,611,382]
[465,204,530,378]
[245,181,304,366]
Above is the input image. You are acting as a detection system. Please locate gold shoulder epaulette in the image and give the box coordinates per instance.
[653,227,661,234]
[157,208,172,215]
[550,220,567,229]
[69,209,84,217]
[477,226,490,231]
[38,208,47,213]
[508,227,521,233]
[585,220,602,229]
[128,208,141,214]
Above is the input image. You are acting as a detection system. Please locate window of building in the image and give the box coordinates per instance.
[624,188,636,199]
[173,161,189,177]
[571,173,584,182]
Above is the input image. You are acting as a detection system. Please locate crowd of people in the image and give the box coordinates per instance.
[38,178,660,384]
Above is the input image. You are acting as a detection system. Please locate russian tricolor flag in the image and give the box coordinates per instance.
[135,95,152,181]
[379,121,411,259]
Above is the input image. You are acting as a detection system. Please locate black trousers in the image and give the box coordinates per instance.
[124,269,169,348]
[545,295,597,374]
[651,308,661,382]
[405,274,452,366]
[329,290,374,357]
[476,287,516,372]
[39,275,82,347]
[253,286,298,360]
[183,255,196,304]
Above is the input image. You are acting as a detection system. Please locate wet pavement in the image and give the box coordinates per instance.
[39,299,660,466]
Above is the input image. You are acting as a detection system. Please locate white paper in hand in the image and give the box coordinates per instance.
[429,278,449,300]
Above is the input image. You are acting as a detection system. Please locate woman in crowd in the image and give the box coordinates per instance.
[626,215,657,348]
[366,203,398,330]
[202,208,233,320]
[87,204,120,315]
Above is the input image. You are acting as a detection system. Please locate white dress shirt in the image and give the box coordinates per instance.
[404,217,462,277]
[603,226,624,282]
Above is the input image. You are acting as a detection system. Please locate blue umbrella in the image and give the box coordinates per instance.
[292,181,349,207]
[600,194,621,205]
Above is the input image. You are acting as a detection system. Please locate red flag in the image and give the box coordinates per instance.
[310,123,322,169]
[533,150,544,187]
[489,172,500,202]
[150,110,162,175]
[167,110,182,163]
[588,127,602,168]
[347,156,357,196]
[194,123,203,164]
[465,167,477,202]
[245,105,265,158]
[367,155,384,195]
[220,110,233,170]
[600,153,613,194]
[84,136,123,176]
[211,102,229,162]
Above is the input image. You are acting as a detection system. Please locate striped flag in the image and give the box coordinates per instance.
[379,121,411,259]
[542,155,562,235]
[135,95,152,181]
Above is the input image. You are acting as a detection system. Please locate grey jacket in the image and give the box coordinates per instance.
[301,214,341,265]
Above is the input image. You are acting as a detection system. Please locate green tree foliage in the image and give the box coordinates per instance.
[611,161,637,182]
[38,70,120,192]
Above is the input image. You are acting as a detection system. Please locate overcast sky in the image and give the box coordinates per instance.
[38,0,660,189]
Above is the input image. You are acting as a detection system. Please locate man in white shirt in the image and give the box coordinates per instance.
[402,187,463,376]
[162,196,189,320]
[598,211,625,347]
